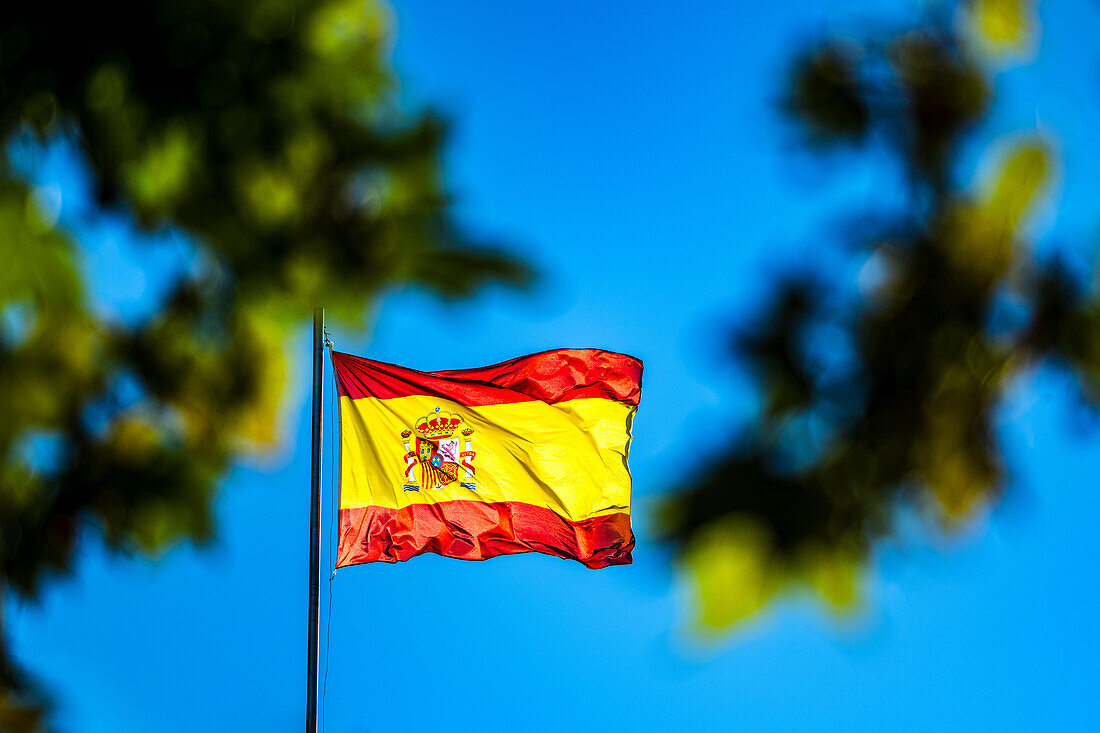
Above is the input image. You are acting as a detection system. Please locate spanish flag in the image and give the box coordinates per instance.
[331,349,642,569]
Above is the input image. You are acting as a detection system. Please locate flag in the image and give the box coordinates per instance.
[331,348,642,569]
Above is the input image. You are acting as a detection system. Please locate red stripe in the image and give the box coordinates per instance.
[336,501,634,569]
[331,349,642,407]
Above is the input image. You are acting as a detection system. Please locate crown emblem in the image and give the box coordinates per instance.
[398,407,477,493]
[415,408,463,439]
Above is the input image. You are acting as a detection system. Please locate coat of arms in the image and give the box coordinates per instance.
[400,408,476,491]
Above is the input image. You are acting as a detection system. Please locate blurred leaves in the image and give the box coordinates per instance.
[661,0,1091,632]
[966,0,1039,58]
[784,44,870,145]
[0,692,43,733]
[0,0,527,720]
[944,138,1051,284]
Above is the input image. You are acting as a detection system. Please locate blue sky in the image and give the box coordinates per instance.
[9,0,1100,730]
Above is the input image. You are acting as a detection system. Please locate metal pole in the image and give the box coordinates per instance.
[305,307,324,733]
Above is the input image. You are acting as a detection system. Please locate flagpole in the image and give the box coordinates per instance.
[305,307,324,733]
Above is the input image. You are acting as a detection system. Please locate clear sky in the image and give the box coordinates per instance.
[9,1,1100,730]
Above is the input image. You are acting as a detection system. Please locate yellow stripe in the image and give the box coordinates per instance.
[339,395,635,522]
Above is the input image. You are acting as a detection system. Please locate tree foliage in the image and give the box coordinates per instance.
[0,0,526,719]
[660,0,1093,630]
